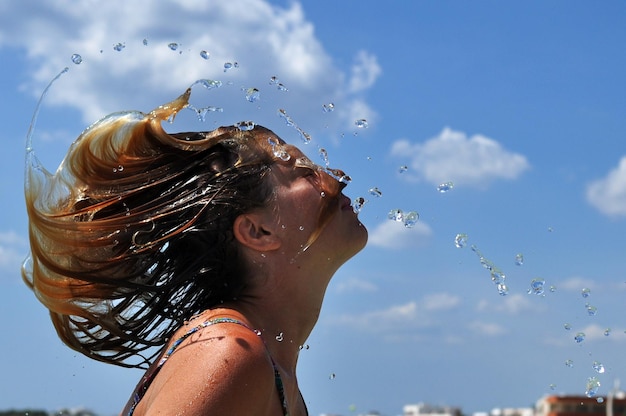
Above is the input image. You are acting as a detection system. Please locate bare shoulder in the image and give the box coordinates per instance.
[137,318,281,416]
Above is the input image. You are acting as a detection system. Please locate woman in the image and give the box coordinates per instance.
[23,87,368,415]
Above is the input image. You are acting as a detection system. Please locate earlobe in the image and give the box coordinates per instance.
[233,214,281,252]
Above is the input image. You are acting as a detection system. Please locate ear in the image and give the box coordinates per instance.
[233,213,281,252]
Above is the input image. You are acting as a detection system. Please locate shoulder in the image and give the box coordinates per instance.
[137,317,279,415]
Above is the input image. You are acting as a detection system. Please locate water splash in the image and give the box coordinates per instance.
[322,103,335,113]
[245,87,260,103]
[352,197,367,213]
[592,361,605,374]
[318,148,329,166]
[268,137,291,161]
[354,119,368,128]
[235,121,255,131]
[388,209,403,222]
[437,181,454,193]
[403,211,419,228]
[529,278,546,296]
[454,233,468,248]
[585,377,601,397]
[192,79,223,90]
[277,109,311,143]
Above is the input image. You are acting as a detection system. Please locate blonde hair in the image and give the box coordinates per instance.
[23,89,279,368]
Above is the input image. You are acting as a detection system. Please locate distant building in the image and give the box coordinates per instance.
[404,402,462,416]
[535,395,626,416]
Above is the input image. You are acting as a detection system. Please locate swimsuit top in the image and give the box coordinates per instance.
[123,317,298,416]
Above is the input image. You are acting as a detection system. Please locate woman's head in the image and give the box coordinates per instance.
[23,88,362,367]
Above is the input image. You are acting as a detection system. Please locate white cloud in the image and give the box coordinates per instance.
[467,320,507,336]
[367,219,432,249]
[390,127,530,188]
[348,50,382,94]
[0,0,379,143]
[476,293,542,315]
[422,292,461,311]
[334,277,378,294]
[557,276,596,292]
[586,156,626,217]
[333,293,461,333]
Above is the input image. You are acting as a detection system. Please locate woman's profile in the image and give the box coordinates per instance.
[23,86,368,415]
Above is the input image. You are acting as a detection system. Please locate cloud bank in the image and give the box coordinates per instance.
[0,0,380,139]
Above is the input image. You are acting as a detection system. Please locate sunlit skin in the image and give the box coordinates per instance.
[128,138,367,416]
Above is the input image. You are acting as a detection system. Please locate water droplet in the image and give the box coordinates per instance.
[574,332,586,343]
[549,285,557,292]
[299,226,305,231]
[268,137,291,161]
[275,332,284,342]
[355,119,368,128]
[269,76,279,85]
[193,79,223,90]
[113,42,125,51]
[276,83,288,91]
[168,42,179,51]
[592,361,605,374]
[586,304,597,316]
[245,87,260,102]
[319,148,329,166]
[547,226,554,232]
[497,283,509,296]
[142,38,148,46]
[277,109,311,143]
[368,187,382,198]
[254,329,262,336]
[224,62,235,72]
[329,373,336,380]
[604,328,611,336]
[582,288,591,298]
[529,278,545,296]
[437,181,454,193]
[549,384,557,390]
[491,269,506,285]
[322,103,335,113]
[597,398,605,404]
[515,253,524,266]
[388,209,403,222]
[565,359,574,368]
[398,165,408,173]
[200,50,210,60]
[585,377,601,397]
[235,120,255,131]
[299,344,310,350]
[564,323,572,330]
[71,54,82,64]
[454,233,468,248]
[403,211,419,228]
[353,197,367,213]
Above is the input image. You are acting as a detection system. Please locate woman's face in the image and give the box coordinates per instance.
[264,140,368,263]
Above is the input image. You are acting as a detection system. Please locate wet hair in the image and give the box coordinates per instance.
[22,89,285,368]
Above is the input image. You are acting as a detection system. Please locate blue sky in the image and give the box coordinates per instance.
[1,1,626,415]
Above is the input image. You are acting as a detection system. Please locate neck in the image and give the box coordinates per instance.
[227,252,338,372]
